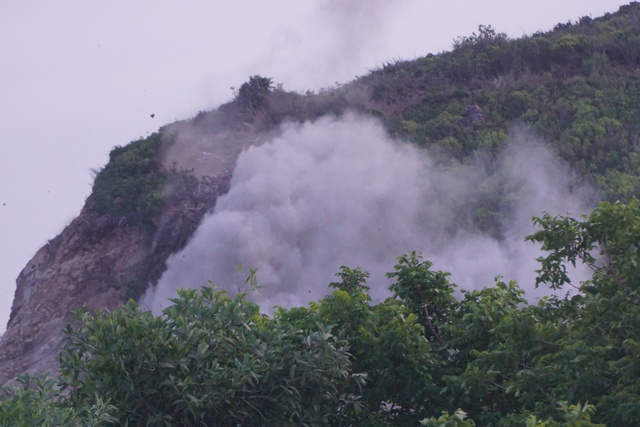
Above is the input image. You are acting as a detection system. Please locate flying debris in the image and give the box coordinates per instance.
[150,114,155,118]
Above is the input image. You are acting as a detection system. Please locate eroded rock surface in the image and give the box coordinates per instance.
[0,175,226,383]
[0,114,273,384]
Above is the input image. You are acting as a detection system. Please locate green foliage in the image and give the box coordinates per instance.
[527,199,640,294]
[420,409,476,427]
[359,2,640,202]
[321,266,439,424]
[525,402,605,427]
[236,75,274,111]
[0,373,117,426]
[60,288,360,426]
[9,4,640,424]
[7,195,640,425]
[92,133,165,227]
[453,25,508,51]
[34,264,443,425]
[551,34,588,64]
[387,251,456,342]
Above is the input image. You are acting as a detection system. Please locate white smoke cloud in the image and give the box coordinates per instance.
[144,113,592,313]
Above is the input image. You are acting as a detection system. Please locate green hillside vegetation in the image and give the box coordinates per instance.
[91,2,640,235]
[370,11,640,202]
[3,201,639,425]
[5,2,640,425]
[91,133,166,230]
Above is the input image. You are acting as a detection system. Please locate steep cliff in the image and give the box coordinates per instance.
[0,191,215,382]
[0,112,267,384]
[2,2,640,385]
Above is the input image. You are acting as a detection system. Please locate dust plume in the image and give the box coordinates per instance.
[256,0,410,91]
[316,0,402,76]
[144,113,592,313]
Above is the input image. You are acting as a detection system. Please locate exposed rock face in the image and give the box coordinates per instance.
[458,104,486,127]
[0,175,227,384]
[0,112,274,384]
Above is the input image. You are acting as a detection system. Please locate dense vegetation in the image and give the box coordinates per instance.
[358,2,640,229]
[91,132,198,232]
[232,2,640,234]
[91,133,167,229]
[5,3,640,426]
[3,200,640,425]
[91,3,640,231]
[365,4,640,190]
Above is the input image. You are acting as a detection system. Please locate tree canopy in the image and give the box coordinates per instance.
[2,199,640,426]
[5,4,640,425]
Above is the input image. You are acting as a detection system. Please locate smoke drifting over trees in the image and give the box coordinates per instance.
[145,113,593,313]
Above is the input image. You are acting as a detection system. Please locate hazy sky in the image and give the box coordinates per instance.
[0,0,630,333]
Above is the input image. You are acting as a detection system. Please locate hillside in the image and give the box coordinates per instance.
[1,3,640,423]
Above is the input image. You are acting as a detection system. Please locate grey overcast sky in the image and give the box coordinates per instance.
[0,1,630,333]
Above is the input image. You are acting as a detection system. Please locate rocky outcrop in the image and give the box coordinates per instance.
[0,172,229,384]
[0,104,281,384]
[458,104,486,127]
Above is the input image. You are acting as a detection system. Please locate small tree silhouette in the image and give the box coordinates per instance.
[236,75,273,111]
